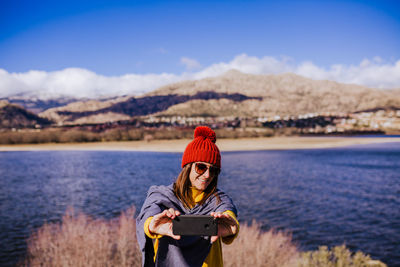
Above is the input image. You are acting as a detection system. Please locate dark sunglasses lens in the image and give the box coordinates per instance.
[195,163,207,174]
[195,163,220,176]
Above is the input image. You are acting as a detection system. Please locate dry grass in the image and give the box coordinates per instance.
[0,127,279,145]
[0,129,101,144]
[24,207,141,267]
[23,208,387,267]
[23,209,299,267]
[223,221,299,267]
[299,245,387,267]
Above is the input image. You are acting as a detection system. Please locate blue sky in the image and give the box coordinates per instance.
[0,0,399,98]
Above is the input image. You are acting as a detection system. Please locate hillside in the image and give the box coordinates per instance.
[40,91,260,125]
[0,96,81,113]
[147,70,400,117]
[0,101,52,128]
[37,70,400,125]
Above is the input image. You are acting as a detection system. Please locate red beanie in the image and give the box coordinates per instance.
[181,126,221,168]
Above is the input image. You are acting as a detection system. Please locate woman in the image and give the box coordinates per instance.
[136,126,239,267]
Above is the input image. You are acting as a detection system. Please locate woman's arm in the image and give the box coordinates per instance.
[147,208,181,240]
[210,211,239,243]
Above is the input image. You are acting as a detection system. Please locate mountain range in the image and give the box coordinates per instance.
[2,70,400,127]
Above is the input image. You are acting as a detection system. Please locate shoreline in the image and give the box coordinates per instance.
[1,136,400,152]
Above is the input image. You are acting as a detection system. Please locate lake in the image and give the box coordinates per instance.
[0,142,399,266]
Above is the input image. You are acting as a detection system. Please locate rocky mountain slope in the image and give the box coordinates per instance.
[40,91,261,125]
[36,70,400,125]
[0,100,52,128]
[1,96,80,114]
[148,70,400,117]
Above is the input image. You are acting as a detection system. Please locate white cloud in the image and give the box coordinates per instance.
[192,54,400,89]
[192,54,293,79]
[180,57,202,70]
[0,68,180,99]
[0,54,399,99]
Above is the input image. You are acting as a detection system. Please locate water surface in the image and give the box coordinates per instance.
[0,142,399,266]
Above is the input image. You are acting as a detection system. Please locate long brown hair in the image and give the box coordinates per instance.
[173,163,221,209]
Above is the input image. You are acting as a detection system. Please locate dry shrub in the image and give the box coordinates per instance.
[101,129,123,142]
[58,130,100,143]
[223,221,300,267]
[152,129,185,140]
[100,129,144,141]
[215,128,275,139]
[0,131,22,144]
[23,209,388,267]
[20,131,60,144]
[127,129,143,140]
[299,245,387,267]
[0,130,58,144]
[24,207,141,267]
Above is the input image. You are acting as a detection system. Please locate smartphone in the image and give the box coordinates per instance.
[173,215,218,236]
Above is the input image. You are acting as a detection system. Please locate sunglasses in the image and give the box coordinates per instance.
[194,162,220,177]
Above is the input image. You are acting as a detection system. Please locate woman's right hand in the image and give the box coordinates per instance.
[148,208,181,240]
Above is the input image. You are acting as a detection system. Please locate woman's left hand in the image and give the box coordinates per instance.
[210,212,238,243]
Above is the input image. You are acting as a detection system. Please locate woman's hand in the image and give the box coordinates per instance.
[210,212,238,243]
[148,208,181,240]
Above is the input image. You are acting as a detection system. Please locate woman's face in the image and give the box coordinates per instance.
[189,162,218,191]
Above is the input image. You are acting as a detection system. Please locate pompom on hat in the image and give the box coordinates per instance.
[181,126,221,168]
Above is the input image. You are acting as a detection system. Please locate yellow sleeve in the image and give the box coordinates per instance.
[202,239,223,267]
[221,210,240,245]
[143,216,161,263]
[144,216,163,239]
[202,211,239,266]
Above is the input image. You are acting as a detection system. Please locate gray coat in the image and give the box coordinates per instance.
[136,184,237,267]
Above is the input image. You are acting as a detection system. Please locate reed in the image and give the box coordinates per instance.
[24,207,141,267]
[23,207,386,267]
[223,221,299,267]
